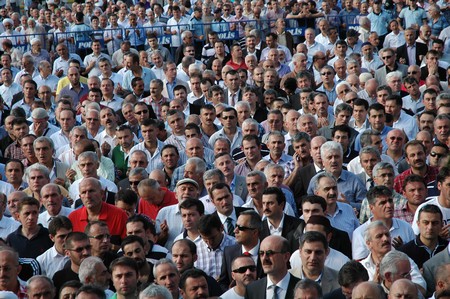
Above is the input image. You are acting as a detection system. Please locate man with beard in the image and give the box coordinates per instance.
[121,235,155,284]
[180,269,210,299]
[153,259,181,299]
[220,256,257,299]
[53,232,92,293]
[110,257,139,299]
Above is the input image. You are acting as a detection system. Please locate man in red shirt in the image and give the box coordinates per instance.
[68,177,128,246]
[137,178,177,220]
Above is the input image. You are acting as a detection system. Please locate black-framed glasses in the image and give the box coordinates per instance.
[321,71,333,76]
[408,71,418,75]
[222,116,236,120]
[129,180,141,186]
[382,55,393,60]
[346,98,357,104]
[259,250,285,257]
[430,151,445,158]
[232,265,257,273]
[67,244,92,253]
[236,224,256,231]
[88,234,111,241]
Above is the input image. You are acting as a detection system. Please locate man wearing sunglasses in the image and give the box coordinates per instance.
[374,48,407,86]
[53,232,92,293]
[220,256,257,299]
[245,235,300,299]
[219,210,263,290]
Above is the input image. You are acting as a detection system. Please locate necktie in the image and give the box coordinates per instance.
[230,93,236,107]
[368,178,374,189]
[243,251,251,256]
[226,217,235,237]
[272,285,279,299]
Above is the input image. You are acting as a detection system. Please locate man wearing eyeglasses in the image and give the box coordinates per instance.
[53,232,92,293]
[374,48,407,86]
[219,210,263,290]
[85,221,118,268]
[245,235,300,299]
[221,256,257,299]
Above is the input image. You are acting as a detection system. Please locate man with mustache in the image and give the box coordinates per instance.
[359,221,426,295]
[393,141,440,194]
[221,256,257,299]
[307,141,367,211]
[180,269,210,299]
[313,173,359,239]
[352,186,415,260]
[244,235,300,299]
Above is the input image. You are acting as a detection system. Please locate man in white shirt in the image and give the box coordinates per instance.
[36,215,71,278]
[38,184,73,228]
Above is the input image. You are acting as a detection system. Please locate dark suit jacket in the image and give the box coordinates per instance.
[234,175,248,200]
[287,163,317,208]
[189,103,201,115]
[223,88,243,106]
[420,65,447,81]
[423,245,450,296]
[396,42,428,66]
[242,48,262,61]
[292,221,352,259]
[260,214,305,253]
[245,273,300,299]
[218,243,264,290]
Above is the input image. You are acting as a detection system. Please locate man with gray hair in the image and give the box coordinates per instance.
[379,250,417,294]
[359,220,425,294]
[153,258,180,299]
[263,131,293,168]
[34,136,70,186]
[68,152,117,201]
[27,275,56,299]
[78,256,112,297]
[359,162,407,223]
[137,178,177,220]
[293,279,323,299]
[307,141,367,210]
[140,283,172,299]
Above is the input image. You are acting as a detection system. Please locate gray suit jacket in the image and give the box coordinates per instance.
[374,63,408,86]
[321,266,340,295]
[234,175,248,201]
[423,245,450,296]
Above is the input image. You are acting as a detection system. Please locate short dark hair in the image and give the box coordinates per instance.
[332,125,351,138]
[262,187,286,205]
[418,204,443,221]
[115,189,138,206]
[179,269,208,291]
[109,257,139,275]
[126,214,156,236]
[209,182,232,200]
[76,285,106,299]
[368,103,386,116]
[65,232,89,249]
[402,174,426,192]
[5,159,24,173]
[198,214,222,235]
[17,197,40,213]
[353,98,369,110]
[338,260,369,287]
[179,198,205,215]
[301,195,326,212]
[121,235,145,252]
[367,185,392,205]
[48,216,73,236]
[299,231,328,250]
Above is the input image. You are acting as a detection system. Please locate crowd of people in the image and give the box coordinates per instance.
[0,0,449,299]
